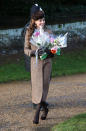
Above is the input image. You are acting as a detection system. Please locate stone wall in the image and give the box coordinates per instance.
[0,21,86,55]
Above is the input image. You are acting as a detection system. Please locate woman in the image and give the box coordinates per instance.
[24,4,54,124]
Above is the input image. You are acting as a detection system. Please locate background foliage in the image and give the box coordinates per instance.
[0,0,86,17]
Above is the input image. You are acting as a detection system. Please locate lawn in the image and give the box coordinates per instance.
[52,113,86,131]
[0,48,86,83]
[52,49,86,76]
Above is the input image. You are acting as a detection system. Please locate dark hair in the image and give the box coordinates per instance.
[26,4,45,49]
[30,4,45,20]
[31,10,45,20]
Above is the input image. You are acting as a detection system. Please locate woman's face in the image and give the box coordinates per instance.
[35,18,45,29]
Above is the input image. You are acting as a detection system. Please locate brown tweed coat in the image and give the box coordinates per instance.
[24,29,52,104]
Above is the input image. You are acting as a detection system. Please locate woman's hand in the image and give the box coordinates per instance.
[30,50,36,57]
[38,47,44,56]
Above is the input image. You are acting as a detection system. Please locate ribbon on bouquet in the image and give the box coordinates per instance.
[35,49,39,65]
[35,48,48,65]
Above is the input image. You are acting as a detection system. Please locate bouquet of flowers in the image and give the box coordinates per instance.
[30,26,68,61]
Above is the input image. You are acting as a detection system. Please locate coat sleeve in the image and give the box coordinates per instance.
[24,30,32,57]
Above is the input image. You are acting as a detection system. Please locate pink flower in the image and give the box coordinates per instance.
[34,32,40,37]
[50,37,54,43]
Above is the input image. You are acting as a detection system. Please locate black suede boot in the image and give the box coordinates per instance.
[33,103,42,124]
[41,101,49,120]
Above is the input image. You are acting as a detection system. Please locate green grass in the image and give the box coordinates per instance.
[52,49,86,76]
[52,113,86,131]
[0,59,30,83]
[0,49,86,83]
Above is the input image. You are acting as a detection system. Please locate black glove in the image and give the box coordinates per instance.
[30,50,36,57]
[45,48,54,58]
[38,47,44,56]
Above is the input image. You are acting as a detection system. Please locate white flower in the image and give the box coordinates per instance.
[30,27,68,49]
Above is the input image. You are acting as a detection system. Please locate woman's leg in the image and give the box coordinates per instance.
[31,58,43,104]
[41,60,52,120]
[42,60,52,102]
[31,58,43,124]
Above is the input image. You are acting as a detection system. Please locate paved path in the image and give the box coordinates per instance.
[0,74,86,131]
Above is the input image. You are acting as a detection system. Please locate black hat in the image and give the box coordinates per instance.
[30,4,45,20]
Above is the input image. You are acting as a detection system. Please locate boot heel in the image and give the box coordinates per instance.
[33,120,39,124]
[33,103,41,124]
